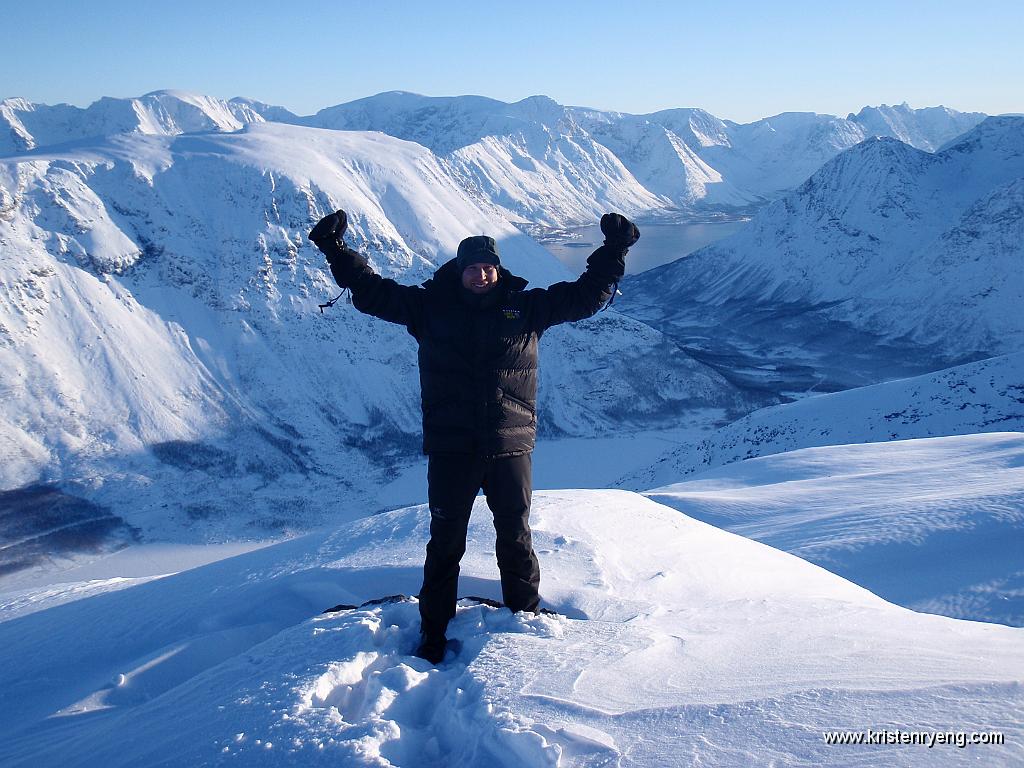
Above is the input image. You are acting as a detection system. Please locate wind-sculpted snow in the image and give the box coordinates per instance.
[648,433,1024,628]
[0,122,742,540]
[1,489,1021,766]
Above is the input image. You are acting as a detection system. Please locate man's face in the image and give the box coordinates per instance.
[461,263,499,294]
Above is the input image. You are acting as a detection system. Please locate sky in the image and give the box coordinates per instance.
[3,0,1022,122]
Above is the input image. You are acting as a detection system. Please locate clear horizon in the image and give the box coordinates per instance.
[2,1,1022,123]
[4,86,1020,124]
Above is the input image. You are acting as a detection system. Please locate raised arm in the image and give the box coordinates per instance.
[527,213,640,330]
[309,210,424,333]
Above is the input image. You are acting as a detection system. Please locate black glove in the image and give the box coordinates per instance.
[309,209,348,250]
[309,209,368,289]
[600,213,640,249]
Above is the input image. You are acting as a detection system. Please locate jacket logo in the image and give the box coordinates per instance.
[502,308,521,320]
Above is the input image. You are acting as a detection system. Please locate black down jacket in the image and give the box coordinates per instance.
[325,244,627,456]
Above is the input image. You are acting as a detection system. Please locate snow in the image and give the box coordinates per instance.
[851,103,987,152]
[648,432,1024,627]
[2,480,1022,766]
[0,540,278,617]
[619,117,1024,398]
[622,351,1024,487]
[2,90,988,225]
[0,90,254,156]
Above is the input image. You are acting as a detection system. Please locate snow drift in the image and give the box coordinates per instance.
[648,432,1024,627]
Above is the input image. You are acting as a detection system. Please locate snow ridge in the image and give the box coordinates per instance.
[2,91,989,225]
[0,90,256,155]
[851,102,988,152]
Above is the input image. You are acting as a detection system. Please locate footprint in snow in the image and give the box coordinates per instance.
[296,598,571,767]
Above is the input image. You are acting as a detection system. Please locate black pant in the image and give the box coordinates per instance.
[418,452,540,638]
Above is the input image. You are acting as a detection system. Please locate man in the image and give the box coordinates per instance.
[309,210,639,663]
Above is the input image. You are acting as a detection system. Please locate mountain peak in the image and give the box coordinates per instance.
[139,89,207,101]
[515,94,559,106]
[851,103,987,151]
[0,96,35,110]
[939,114,1024,155]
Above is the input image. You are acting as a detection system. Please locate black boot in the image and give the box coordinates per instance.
[414,633,447,665]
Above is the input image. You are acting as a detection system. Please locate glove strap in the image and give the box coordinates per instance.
[600,280,621,312]
[319,288,350,313]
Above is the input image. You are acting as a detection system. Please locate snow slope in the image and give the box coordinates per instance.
[619,116,1024,397]
[715,111,869,197]
[648,433,1024,628]
[571,107,754,208]
[1,487,1021,767]
[623,352,1024,487]
[0,121,744,544]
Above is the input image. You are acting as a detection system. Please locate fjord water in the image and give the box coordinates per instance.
[541,217,751,275]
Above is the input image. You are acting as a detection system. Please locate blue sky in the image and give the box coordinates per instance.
[3,1,1021,122]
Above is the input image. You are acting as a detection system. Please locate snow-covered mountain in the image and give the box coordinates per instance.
[226,96,301,125]
[306,91,556,155]
[573,107,873,204]
[0,90,263,155]
[0,121,745,546]
[618,116,1024,397]
[686,104,985,198]
[304,92,667,226]
[568,106,755,208]
[309,92,988,222]
[852,102,986,151]
[3,91,988,226]
[623,352,1024,488]
[2,486,1022,766]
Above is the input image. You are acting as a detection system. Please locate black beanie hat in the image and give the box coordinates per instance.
[456,235,501,272]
